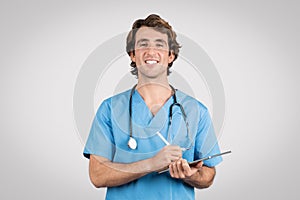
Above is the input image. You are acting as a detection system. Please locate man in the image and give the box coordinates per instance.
[83,14,222,199]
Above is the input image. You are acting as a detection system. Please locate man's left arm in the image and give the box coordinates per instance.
[169,158,216,189]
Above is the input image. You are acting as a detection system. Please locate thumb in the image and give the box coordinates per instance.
[195,161,203,169]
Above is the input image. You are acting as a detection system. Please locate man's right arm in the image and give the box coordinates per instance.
[89,145,182,188]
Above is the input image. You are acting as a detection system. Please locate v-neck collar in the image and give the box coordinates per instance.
[130,89,173,138]
[134,89,173,118]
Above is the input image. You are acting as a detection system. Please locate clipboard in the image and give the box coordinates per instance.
[158,150,231,174]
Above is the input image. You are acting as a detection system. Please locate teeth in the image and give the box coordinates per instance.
[145,60,158,64]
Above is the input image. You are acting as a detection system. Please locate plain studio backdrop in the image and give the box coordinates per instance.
[1,1,299,200]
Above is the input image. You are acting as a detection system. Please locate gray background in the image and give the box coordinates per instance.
[1,0,299,199]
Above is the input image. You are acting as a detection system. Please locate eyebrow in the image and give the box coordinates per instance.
[154,39,167,45]
[136,38,149,44]
[136,38,167,45]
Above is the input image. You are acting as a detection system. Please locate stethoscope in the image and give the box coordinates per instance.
[127,84,190,150]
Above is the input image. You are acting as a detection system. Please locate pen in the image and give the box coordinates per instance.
[156,131,170,145]
[156,131,187,151]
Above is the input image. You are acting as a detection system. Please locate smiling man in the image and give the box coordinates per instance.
[131,26,174,81]
[83,14,223,200]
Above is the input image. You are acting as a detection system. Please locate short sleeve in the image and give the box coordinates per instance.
[194,106,222,167]
[83,99,115,160]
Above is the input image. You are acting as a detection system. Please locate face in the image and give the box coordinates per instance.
[130,26,175,80]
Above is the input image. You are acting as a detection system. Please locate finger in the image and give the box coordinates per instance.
[195,161,203,169]
[170,153,182,160]
[164,145,181,150]
[174,145,183,152]
[182,159,193,177]
[170,155,181,163]
[169,163,176,177]
[169,163,174,177]
[170,150,182,158]
[171,150,181,157]
[166,146,183,155]
[171,162,179,178]
[176,159,185,179]
[170,145,182,150]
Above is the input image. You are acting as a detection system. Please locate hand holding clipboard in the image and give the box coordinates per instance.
[158,150,231,174]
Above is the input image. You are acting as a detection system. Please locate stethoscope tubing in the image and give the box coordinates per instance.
[128,84,190,150]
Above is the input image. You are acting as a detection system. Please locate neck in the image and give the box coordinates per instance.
[137,74,169,86]
[135,81,173,115]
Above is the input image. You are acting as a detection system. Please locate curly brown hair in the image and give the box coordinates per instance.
[126,14,181,77]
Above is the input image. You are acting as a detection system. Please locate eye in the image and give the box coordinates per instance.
[156,43,164,48]
[138,42,148,48]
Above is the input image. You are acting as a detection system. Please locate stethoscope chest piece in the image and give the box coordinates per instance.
[128,137,137,150]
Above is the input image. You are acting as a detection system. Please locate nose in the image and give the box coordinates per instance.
[146,46,156,56]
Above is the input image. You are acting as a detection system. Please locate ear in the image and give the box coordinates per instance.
[129,51,136,62]
[168,51,175,64]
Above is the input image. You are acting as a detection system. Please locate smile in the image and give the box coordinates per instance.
[145,60,159,64]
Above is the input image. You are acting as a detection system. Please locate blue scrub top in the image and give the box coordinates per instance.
[83,88,222,200]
